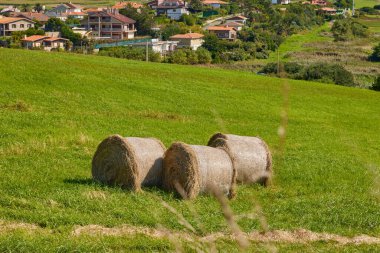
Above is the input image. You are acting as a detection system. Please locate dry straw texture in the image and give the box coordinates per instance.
[208,133,272,186]
[92,135,165,191]
[162,142,235,199]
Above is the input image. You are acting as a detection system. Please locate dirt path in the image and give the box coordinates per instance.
[2,220,379,245]
[72,224,380,245]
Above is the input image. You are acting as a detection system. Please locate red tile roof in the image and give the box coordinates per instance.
[202,0,228,4]
[224,21,243,27]
[207,26,236,31]
[106,12,136,24]
[44,37,69,42]
[170,32,204,39]
[22,35,50,42]
[226,15,248,20]
[15,12,49,22]
[0,17,34,24]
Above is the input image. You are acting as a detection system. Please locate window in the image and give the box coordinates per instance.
[20,24,24,28]
[27,24,31,28]
[12,24,16,28]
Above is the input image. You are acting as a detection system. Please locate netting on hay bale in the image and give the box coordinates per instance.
[162,142,236,199]
[92,135,166,191]
[208,133,272,186]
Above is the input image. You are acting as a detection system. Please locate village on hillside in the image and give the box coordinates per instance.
[0,0,379,89]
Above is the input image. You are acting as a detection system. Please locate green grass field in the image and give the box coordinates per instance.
[355,0,380,8]
[0,48,380,251]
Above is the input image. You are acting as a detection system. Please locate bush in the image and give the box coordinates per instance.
[331,19,369,41]
[372,76,380,91]
[369,43,380,62]
[302,63,354,86]
[196,48,211,64]
[169,50,188,64]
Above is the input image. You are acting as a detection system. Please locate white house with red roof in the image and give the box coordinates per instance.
[46,2,85,21]
[202,0,228,8]
[169,32,204,50]
[148,0,189,20]
[21,35,69,51]
[225,15,248,25]
[0,17,35,36]
[207,26,237,40]
[82,9,136,40]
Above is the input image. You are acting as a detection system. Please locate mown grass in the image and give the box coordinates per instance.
[355,0,380,8]
[0,48,380,251]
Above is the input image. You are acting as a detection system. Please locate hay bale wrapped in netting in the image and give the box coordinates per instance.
[208,133,272,186]
[162,142,236,199]
[92,135,166,191]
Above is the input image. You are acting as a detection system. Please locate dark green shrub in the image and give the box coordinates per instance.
[369,43,380,62]
[196,48,212,64]
[372,76,380,91]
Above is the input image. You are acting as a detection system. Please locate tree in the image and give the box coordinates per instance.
[369,43,380,62]
[120,7,155,36]
[372,76,380,91]
[34,3,43,13]
[20,4,32,12]
[45,18,83,46]
[331,19,368,41]
[189,0,203,12]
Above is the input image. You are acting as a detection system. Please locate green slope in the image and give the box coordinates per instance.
[0,48,379,251]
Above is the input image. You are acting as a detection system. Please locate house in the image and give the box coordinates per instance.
[169,32,204,50]
[202,0,228,8]
[13,12,50,26]
[131,39,178,55]
[72,27,92,37]
[223,21,244,31]
[148,0,189,20]
[318,7,337,15]
[225,15,248,25]
[310,0,327,6]
[43,37,69,51]
[45,2,83,21]
[0,17,35,36]
[112,1,144,10]
[82,9,136,40]
[271,0,291,4]
[0,6,20,16]
[207,26,236,40]
[21,35,50,48]
[21,35,68,51]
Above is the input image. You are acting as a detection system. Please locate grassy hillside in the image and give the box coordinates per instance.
[0,48,380,252]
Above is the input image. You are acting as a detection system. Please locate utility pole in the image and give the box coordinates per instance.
[277,48,280,77]
[352,0,355,16]
[146,40,149,62]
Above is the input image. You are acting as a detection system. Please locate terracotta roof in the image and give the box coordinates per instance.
[0,17,34,24]
[224,21,243,27]
[112,1,144,9]
[22,35,50,42]
[320,7,336,11]
[15,12,49,22]
[207,26,236,31]
[170,32,204,39]
[106,12,136,24]
[202,0,228,4]
[84,8,105,13]
[226,15,248,20]
[44,37,69,41]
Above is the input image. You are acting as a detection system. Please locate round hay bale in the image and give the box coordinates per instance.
[162,142,235,199]
[92,135,166,191]
[208,133,272,186]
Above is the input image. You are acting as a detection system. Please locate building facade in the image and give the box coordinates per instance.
[83,10,136,40]
[0,17,35,36]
